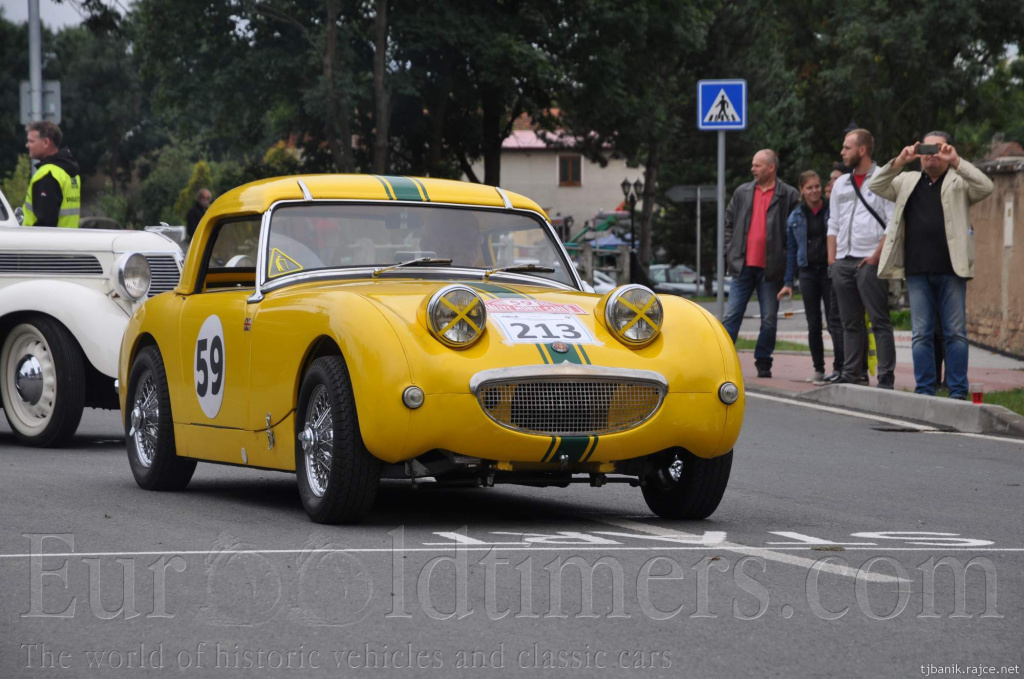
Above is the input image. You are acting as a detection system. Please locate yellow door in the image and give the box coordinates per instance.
[175,291,254,462]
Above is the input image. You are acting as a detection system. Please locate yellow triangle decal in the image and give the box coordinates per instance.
[268,247,303,277]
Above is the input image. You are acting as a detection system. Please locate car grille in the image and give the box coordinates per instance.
[476,379,665,436]
[144,254,181,297]
[0,254,103,275]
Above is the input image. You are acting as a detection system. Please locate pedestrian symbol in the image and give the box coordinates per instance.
[704,90,739,123]
[697,79,747,131]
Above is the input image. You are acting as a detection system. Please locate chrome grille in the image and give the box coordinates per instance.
[477,378,665,436]
[0,254,102,275]
[144,254,181,297]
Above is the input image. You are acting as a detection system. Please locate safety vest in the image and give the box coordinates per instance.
[23,164,81,228]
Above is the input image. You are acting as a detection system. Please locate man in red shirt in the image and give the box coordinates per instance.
[723,149,801,377]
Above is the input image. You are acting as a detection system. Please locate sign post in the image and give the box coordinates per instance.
[698,79,747,318]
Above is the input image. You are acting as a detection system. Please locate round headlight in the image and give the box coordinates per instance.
[427,285,486,347]
[113,252,151,301]
[604,285,663,346]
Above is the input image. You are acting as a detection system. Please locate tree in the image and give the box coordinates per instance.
[174,159,214,222]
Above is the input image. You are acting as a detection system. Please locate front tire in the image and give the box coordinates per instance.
[641,449,732,520]
[126,346,196,490]
[1,318,86,447]
[295,355,380,524]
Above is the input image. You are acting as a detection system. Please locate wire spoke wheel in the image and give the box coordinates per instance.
[302,384,334,497]
[129,370,160,468]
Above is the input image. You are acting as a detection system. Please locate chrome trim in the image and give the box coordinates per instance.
[260,266,579,295]
[718,382,740,405]
[469,364,668,394]
[297,178,313,201]
[426,284,486,348]
[253,197,584,298]
[494,186,513,209]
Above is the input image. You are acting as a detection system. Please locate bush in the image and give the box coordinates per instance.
[890,309,912,331]
[1,155,31,209]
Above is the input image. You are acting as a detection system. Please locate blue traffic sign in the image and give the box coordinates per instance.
[698,79,747,131]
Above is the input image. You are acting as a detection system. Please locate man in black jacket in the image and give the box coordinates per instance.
[722,149,801,377]
[186,188,212,240]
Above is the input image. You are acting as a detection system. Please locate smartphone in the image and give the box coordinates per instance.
[917,143,940,155]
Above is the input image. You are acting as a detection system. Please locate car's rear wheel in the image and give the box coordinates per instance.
[295,355,380,524]
[641,449,732,520]
[0,318,85,447]
[126,346,196,490]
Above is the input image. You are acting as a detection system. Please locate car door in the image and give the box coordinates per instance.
[174,217,260,461]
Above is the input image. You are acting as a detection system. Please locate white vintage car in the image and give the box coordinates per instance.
[0,203,183,446]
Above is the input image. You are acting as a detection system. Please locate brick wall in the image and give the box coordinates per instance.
[968,160,1024,357]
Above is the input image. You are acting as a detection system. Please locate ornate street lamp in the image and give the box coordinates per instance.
[621,177,644,249]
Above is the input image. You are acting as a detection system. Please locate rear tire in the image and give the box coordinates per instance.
[1,317,86,447]
[126,345,196,490]
[641,450,732,520]
[295,355,380,524]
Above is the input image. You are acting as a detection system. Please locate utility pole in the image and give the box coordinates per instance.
[28,0,43,123]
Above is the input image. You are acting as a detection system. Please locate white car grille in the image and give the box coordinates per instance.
[144,254,181,297]
[0,254,103,275]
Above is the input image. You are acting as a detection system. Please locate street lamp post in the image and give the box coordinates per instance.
[620,177,644,251]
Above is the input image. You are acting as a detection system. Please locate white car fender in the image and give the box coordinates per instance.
[0,280,129,378]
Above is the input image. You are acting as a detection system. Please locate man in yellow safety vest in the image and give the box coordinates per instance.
[23,121,81,228]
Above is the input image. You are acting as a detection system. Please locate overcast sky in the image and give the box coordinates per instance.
[0,0,113,30]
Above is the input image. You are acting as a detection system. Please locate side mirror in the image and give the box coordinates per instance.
[14,207,24,225]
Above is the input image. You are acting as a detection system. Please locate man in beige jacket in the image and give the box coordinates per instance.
[869,132,994,399]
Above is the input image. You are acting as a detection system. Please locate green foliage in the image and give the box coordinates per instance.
[1,155,32,209]
[174,160,214,223]
[95,181,136,227]
[138,143,198,225]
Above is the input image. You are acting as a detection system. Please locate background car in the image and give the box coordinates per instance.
[0,188,18,228]
[0,223,182,446]
[591,269,617,294]
[119,174,743,524]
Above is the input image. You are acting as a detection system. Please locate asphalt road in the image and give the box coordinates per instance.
[2,399,1023,678]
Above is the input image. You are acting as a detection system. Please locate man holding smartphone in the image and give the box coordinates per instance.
[869,132,994,399]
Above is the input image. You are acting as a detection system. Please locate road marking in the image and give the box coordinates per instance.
[750,392,1024,445]
[591,517,901,583]
[747,392,936,431]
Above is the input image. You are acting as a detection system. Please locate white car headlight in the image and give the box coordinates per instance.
[112,252,152,301]
[427,285,486,348]
[604,284,663,347]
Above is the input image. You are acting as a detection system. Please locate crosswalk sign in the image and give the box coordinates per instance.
[698,80,747,131]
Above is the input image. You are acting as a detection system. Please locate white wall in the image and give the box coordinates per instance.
[469,152,643,226]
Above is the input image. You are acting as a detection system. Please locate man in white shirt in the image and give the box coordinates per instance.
[827,128,897,388]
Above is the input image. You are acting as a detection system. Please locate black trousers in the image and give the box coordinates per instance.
[799,264,844,373]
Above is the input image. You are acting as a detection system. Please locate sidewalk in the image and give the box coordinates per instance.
[736,330,1024,396]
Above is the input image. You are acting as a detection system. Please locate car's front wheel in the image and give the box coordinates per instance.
[295,355,380,524]
[0,318,86,447]
[641,449,732,520]
[126,346,196,490]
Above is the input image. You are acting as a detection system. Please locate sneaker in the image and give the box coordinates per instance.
[834,375,867,386]
[822,371,842,384]
[756,367,772,378]
[808,371,826,384]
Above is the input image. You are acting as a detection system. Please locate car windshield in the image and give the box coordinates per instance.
[266,204,573,285]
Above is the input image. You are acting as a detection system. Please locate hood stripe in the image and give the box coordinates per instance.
[381,175,426,202]
[373,175,396,200]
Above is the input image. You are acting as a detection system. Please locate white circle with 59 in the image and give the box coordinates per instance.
[194,315,226,419]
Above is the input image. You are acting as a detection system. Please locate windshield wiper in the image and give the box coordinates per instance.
[483,264,555,280]
[372,257,453,277]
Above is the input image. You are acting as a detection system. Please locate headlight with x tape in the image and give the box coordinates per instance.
[603,284,663,347]
[427,284,487,347]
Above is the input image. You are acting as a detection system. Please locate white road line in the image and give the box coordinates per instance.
[592,517,900,583]
[749,392,1024,445]
[747,392,936,431]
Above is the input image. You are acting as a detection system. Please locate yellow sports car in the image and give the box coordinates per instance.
[119,175,743,524]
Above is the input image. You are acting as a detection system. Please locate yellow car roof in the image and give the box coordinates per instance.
[180,174,548,295]
[208,174,545,217]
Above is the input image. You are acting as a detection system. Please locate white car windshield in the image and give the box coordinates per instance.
[266,204,573,285]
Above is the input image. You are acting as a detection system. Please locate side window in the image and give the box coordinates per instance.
[200,218,261,291]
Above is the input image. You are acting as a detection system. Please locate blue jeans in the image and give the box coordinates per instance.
[907,274,968,398]
[723,266,781,367]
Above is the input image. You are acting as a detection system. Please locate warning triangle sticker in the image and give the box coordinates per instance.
[268,247,303,277]
[704,89,740,123]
